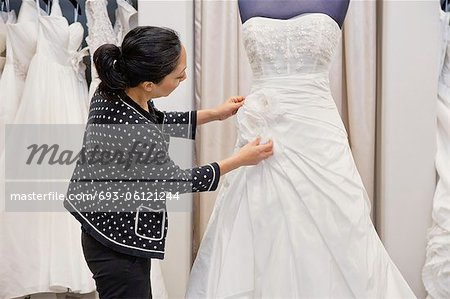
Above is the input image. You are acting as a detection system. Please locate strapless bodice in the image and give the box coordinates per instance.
[242,13,341,78]
[237,14,345,145]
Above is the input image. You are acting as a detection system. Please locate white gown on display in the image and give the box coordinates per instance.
[12,0,89,124]
[85,0,137,99]
[422,11,450,299]
[0,0,40,152]
[0,1,95,298]
[187,13,417,298]
[114,0,137,45]
[85,0,117,100]
[0,10,17,78]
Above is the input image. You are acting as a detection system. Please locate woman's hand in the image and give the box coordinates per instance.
[197,96,245,125]
[234,137,273,166]
[218,137,274,175]
[213,96,245,121]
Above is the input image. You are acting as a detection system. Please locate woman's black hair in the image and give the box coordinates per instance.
[93,26,182,94]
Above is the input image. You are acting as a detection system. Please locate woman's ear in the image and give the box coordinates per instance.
[141,81,154,92]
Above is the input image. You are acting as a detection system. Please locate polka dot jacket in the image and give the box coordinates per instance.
[64,90,220,259]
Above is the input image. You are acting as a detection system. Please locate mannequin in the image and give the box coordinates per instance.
[238,0,350,28]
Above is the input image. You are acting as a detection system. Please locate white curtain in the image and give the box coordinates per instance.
[193,0,378,250]
[193,0,252,257]
[329,0,378,218]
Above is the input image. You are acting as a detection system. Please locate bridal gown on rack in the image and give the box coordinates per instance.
[187,13,417,298]
[12,0,88,124]
[0,9,16,78]
[0,0,39,152]
[85,0,117,100]
[114,0,138,44]
[422,10,450,299]
[0,1,95,298]
[85,0,137,99]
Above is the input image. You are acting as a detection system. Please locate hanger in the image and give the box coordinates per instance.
[124,0,137,9]
[41,0,52,14]
[68,0,81,17]
[1,0,10,12]
[41,0,81,16]
[441,0,450,12]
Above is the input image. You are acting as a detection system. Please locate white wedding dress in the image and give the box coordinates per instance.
[0,9,16,78]
[0,1,94,298]
[0,0,40,152]
[187,13,417,299]
[12,0,89,124]
[422,10,450,299]
[85,0,137,100]
[114,0,138,45]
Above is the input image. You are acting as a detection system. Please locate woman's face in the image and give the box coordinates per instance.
[151,45,187,98]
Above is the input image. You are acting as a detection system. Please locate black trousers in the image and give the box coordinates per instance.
[81,231,152,299]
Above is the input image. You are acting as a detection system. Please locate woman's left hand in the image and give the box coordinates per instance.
[214,96,245,121]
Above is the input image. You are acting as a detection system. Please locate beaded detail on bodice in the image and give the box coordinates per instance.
[242,13,341,78]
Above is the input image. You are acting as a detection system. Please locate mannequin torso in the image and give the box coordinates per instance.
[238,0,350,28]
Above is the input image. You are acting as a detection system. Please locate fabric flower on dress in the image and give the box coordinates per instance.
[68,22,89,82]
[236,88,283,146]
[71,46,89,82]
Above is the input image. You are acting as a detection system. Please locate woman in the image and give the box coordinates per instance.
[64,26,273,298]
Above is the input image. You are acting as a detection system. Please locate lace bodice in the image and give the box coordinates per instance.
[242,13,341,78]
[85,0,138,52]
[85,0,116,53]
[86,0,137,98]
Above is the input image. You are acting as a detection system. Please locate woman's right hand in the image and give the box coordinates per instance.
[235,137,273,166]
[218,137,274,175]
